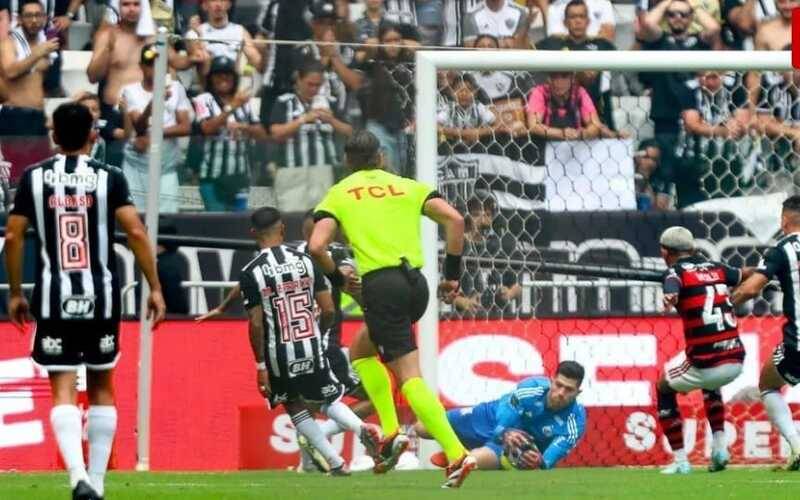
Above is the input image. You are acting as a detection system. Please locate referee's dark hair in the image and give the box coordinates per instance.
[251,207,283,234]
[344,130,382,171]
[556,360,585,386]
[52,103,94,152]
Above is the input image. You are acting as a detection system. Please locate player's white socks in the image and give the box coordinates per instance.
[292,410,345,469]
[321,401,363,434]
[50,405,90,489]
[672,448,687,463]
[711,431,727,454]
[319,418,344,438]
[762,390,800,454]
[87,406,117,496]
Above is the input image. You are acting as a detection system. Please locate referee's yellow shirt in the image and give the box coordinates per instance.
[315,168,435,275]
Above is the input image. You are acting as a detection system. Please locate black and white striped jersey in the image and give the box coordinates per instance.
[757,233,800,352]
[268,92,341,168]
[287,240,355,346]
[9,154,134,322]
[239,244,330,378]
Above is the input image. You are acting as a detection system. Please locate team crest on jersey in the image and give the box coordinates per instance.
[61,297,95,318]
[541,425,553,438]
[505,18,514,29]
[44,170,98,192]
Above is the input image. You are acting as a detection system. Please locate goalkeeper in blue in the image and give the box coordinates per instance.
[415,361,586,471]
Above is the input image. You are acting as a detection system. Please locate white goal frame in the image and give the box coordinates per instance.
[413,50,791,462]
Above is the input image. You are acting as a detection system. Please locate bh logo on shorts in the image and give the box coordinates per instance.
[41,336,63,355]
[61,297,95,319]
[99,335,115,354]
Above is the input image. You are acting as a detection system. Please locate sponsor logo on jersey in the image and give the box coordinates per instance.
[259,260,306,278]
[288,358,314,376]
[44,170,98,191]
[61,297,95,318]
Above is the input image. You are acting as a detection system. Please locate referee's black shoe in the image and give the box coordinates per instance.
[72,480,101,500]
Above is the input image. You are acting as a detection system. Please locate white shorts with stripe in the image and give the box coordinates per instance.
[664,352,743,393]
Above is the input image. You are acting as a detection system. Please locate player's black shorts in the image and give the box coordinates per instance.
[326,344,363,397]
[362,265,429,363]
[31,319,120,371]
[773,343,800,386]
[266,365,344,408]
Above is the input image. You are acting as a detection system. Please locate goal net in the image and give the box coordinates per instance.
[414,50,800,467]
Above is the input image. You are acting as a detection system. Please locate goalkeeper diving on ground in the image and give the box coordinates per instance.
[415,361,587,471]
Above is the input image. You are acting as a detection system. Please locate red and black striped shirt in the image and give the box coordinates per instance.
[663,255,744,368]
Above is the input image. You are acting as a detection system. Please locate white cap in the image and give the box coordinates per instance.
[659,226,695,252]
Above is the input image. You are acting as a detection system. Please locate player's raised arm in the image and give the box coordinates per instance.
[195,284,241,322]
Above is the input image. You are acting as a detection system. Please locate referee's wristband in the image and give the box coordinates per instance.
[255,361,266,370]
[326,268,345,288]
[444,253,462,281]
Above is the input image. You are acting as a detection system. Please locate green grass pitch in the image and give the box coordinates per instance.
[2,468,799,500]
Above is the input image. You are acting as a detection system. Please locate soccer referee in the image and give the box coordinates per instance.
[309,130,475,488]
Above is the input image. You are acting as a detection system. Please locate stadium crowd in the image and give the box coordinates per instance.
[0,0,797,214]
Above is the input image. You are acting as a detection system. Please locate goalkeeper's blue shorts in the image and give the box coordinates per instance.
[446,403,503,459]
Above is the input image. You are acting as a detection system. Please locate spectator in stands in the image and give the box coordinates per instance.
[185,0,263,82]
[525,72,602,141]
[0,0,56,185]
[76,90,128,166]
[462,0,534,48]
[88,0,187,109]
[191,56,267,211]
[466,34,533,161]
[538,0,620,135]
[268,60,353,212]
[547,0,615,41]
[634,138,668,210]
[754,0,795,50]
[120,44,192,213]
[75,92,110,162]
[356,22,415,175]
[257,0,311,124]
[638,0,722,36]
[438,72,501,154]
[720,0,758,49]
[750,63,800,188]
[454,195,521,317]
[679,70,750,202]
[637,0,719,207]
[264,0,361,126]
[354,0,420,62]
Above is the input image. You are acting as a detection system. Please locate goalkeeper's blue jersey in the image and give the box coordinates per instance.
[449,376,586,469]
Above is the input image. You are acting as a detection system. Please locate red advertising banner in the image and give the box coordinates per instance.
[794,9,800,69]
[1,317,798,470]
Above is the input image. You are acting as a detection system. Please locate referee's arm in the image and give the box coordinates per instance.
[423,197,465,302]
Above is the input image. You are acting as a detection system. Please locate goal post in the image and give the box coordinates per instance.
[414,49,793,466]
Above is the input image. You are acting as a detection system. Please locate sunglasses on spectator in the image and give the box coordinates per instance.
[666,10,692,18]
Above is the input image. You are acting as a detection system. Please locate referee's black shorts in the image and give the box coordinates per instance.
[362,266,429,362]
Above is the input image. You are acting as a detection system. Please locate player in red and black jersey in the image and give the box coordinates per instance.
[656,226,754,475]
